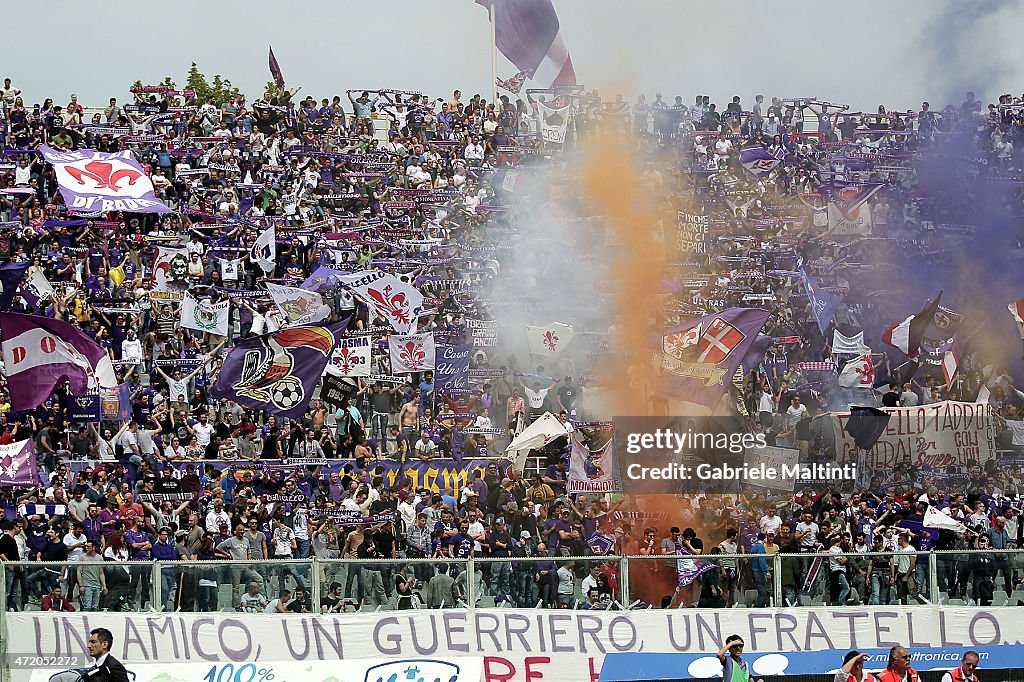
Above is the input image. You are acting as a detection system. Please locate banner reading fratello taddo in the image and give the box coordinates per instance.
[9,607,1024,682]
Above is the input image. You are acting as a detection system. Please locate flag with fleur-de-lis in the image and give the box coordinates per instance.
[0,439,37,486]
[525,322,574,357]
[388,333,436,374]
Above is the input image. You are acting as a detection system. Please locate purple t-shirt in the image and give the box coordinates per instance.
[450,532,473,558]
[125,528,151,560]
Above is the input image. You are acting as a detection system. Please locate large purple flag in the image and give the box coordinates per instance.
[269,46,286,90]
[211,317,351,418]
[0,313,117,411]
[739,145,782,176]
[39,145,172,214]
[476,0,576,88]
[0,440,37,487]
[657,308,771,406]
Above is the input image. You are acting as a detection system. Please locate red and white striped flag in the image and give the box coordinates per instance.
[477,0,576,88]
[1009,299,1024,338]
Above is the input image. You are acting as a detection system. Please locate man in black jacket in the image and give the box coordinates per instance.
[86,627,130,682]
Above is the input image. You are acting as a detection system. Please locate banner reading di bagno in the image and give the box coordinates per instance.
[832,400,994,469]
[10,607,1024,682]
[40,145,172,213]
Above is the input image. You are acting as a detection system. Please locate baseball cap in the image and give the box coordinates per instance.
[520,531,531,539]
[495,517,505,525]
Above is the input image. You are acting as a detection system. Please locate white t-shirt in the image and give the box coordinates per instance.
[122,338,143,362]
[415,439,436,457]
[273,525,296,556]
[1007,420,1024,446]
[192,421,214,449]
[524,387,549,409]
[759,514,783,535]
[167,377,188,402]
[63,532,87,561]
[796,521,819,548]
[787,403,808,428]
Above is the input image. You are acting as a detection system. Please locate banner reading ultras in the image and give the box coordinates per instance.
[613,416,857,494]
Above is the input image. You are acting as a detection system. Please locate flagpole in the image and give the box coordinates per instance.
[489,1,499,109]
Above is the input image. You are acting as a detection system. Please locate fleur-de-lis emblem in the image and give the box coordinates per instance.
[65,161,142,191]
[399,340,425,368]
[543,330,559,352]
[336,347,355,373]
[367,285,411,325]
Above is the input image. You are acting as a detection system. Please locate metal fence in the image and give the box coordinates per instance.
[3,549,1024,614]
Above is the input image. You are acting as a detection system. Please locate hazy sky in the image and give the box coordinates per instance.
[6,0,1023,112]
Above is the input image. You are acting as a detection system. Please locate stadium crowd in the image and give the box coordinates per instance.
[0,74,1023,615]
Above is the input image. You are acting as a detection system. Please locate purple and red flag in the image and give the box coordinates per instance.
[39,145,171,214]
[211,318,351,418]
[477,0,576,88]
[0,312,118,411]
[657,307,771,407]
[0,439,37,487]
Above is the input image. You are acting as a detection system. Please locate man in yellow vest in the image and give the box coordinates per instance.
[941,652,980,682]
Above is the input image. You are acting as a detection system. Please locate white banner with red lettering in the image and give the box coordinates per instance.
[831,400,994,469]
[9,607,1024,682]
[389,332,436,373]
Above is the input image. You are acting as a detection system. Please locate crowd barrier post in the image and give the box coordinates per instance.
[467,556,477,608]
[928,553,939,604]
[772,552,783,606]
[310,558,321,614]
[618,555,630,607]
[151,561,162,612]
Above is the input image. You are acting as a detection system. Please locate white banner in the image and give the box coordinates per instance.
[9,607,1024,682]
[827,202,872,237]
[266,283,331,326]
[567,436,621,494]
[743,445,799,492]
[832,329,866,354]
[389,332,436,373]
[149,245,188,300]
[338,269,424,334]
[832,400,995,469]
[179,293,229,336]
[251,225,276,273]
[327,335,372,377]
[537,101,570,144]
[22,657,482,682]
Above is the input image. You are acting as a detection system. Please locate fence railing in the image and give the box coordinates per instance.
[3,548,1024,615]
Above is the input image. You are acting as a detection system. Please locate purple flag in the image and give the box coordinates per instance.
[269,46,286,90]
[210,318,351,418]
[435,343,472,394]
[39,145,172,214]
[476,0,576,87]
[0,313,118,411]
[739,334,774,377]
[658,308,771,407]
[0,262,28,311]
[0,439,38,487]
[799,266,840,335]
[739,145,782,176]
[672,543,716,587]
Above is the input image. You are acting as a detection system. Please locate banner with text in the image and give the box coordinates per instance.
[10,607,1024,682]
[831,400,994,469]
